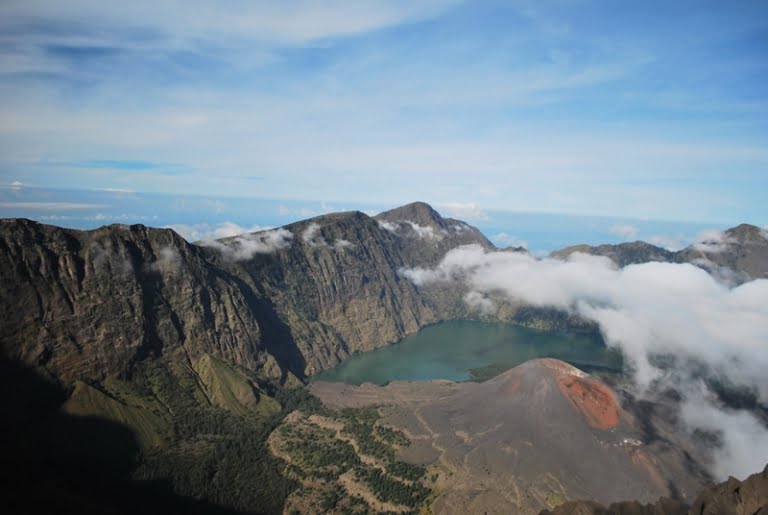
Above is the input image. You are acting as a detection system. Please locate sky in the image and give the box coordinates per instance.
[1,1,767,226]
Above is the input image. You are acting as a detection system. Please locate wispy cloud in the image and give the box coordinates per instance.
[0,201,109,210]
[147,245,181,274]
[438,202,489,222]
[609,223,639,240]
[0,1,766,223]
[167,221,270,242]
[39,159,189,175]
[492,232,527,249]
[301,222,324,246]
[203,228,294,261]
[693,229,733,253]
[0,1,461,48]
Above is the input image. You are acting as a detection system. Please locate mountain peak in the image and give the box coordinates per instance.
[725,223,766,242]
[375,201,445,228]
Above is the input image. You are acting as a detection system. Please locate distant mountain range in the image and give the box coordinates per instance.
[552,223,768,285]
[1,202,766,514]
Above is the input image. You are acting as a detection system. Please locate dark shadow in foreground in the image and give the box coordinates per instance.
[0,359,245,515]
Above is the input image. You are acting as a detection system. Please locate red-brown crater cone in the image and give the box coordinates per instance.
[537,359,620,430]
[557,375,620,429]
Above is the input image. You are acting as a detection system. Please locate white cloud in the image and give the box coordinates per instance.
[690,257,751,287]
[333,239,354,251]
[647,234,688,251]
[405,221,443,240]
[609,223,639,240]
[167,221,269,242]
[438,202,489,222]
[463,290,496,315]
[0,1,461,47]
[0,202,109,210]
[492,232,528,249]
[91,187,134,194]
[296,223,353,251]
[681,389,768,481]
[147,245,181,273]
[377,220,398,233]
[693,229,733,253]
[203,228,293,261]
[301,222,324,246]
[88,241,134,276]
[374,220,443,239]
[401,244,768,480]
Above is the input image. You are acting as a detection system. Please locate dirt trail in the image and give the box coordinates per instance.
[338,471,410,513]
[307,414,383,469]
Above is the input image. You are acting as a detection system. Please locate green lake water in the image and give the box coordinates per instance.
[313,320,623,385]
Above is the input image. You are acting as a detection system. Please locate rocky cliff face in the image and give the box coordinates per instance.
[0,218,283,383]
[216,210,442,376]
[675,224,768,284]
[374,201,495,266]
[0,203,492,384]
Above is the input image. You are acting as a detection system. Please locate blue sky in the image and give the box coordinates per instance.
[1,0,767,225]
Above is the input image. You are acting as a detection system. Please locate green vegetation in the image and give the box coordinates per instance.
[376,425,410,447]
[355,466,430,508]
[281,425,361,475]
[339,407,397,461]
[196,353,281,418]
[63,379,172,449]
[34,356,433,514]
[386,461,426,482]
[468,362,514,382]
[129,361,295,514]
[273,402,431,514]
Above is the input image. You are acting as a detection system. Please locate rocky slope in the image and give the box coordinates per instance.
[552,224,768,284]
[310,359,713,515]
[540,463,768,514]
[552,241,676,267]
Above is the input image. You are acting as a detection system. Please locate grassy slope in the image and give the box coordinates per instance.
[63,379,172,449]
[196,353,280,418]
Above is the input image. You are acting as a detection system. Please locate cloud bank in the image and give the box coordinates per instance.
[402,244,768,479]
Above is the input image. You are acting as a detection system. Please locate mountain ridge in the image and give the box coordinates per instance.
[0,202,495,386]
[552,222,768,284]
